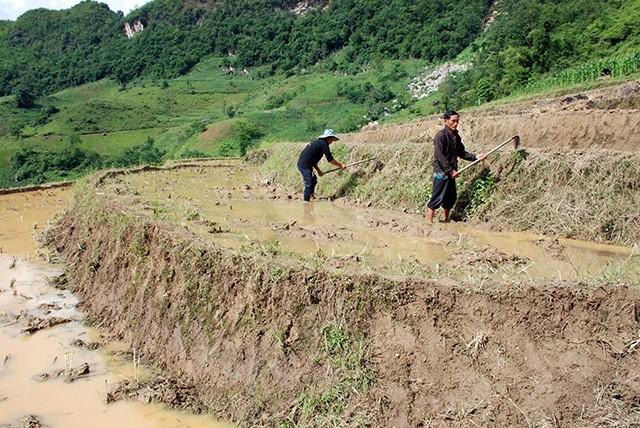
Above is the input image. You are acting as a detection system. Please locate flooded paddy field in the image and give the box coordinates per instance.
[3,77,640,428]
[103,160,637,283]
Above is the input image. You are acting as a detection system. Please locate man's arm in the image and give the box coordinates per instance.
[457,139,480,162]
[329,159,345,170]
[451,153,486,178]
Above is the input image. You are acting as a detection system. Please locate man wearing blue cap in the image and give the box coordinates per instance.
[297,129,346,201]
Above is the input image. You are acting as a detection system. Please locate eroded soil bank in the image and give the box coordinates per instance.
[345,78,640,153]
[45,165,640,427]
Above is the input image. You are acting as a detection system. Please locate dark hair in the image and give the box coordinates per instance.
[443,110,459,119]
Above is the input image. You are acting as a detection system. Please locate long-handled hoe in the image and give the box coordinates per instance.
[458,135,520,174]
[324,157,378,174]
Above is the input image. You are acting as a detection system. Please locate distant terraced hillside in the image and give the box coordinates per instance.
[344,79,640,152]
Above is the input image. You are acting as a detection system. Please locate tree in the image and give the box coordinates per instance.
[112,137,165,167]
[9,122,25,140]
[14,86,36,109]
[232,121,262,156]
[68,132,82,146]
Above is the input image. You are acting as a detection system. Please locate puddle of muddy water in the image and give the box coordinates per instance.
[0,189,70,259]
[0,188,235,428]
[114,164,638,282]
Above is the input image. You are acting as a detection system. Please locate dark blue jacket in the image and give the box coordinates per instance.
[297,138,334,169]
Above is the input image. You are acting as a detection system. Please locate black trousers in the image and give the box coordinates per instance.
[427,175,457,210]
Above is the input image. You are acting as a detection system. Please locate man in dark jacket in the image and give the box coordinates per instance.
[297,129,345,201]
[426,111,485,223]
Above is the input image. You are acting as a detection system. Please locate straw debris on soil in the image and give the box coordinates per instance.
[263,143,640,246]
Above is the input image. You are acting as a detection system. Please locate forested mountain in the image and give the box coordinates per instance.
[0,0,491,97]
[2,0,637,101]
[1,0,640,188]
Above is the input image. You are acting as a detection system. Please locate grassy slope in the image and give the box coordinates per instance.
[0,58,433,173]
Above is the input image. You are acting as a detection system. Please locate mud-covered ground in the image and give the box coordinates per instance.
[38,79,640,427]
[45,181,639,427]
[106,164,633,283]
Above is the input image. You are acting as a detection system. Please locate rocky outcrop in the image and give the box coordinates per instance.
[124,20,144,38]
[408,62,471,99]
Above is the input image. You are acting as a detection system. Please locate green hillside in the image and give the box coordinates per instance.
[1,0,640,188]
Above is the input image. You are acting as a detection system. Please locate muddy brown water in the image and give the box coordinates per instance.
[0,189,234,427]
[110,162,636,282]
